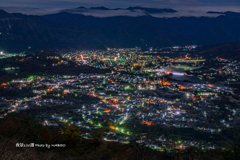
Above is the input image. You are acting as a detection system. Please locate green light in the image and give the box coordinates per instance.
[89,120,93,124]
[95,111,101,114]
[75,94,78,97]
[28,75,35,80]
[116,127,118,130]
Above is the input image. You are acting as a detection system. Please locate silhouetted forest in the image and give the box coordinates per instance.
[0,116,239,160]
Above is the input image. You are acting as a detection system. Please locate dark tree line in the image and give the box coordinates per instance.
[0,116,239,160]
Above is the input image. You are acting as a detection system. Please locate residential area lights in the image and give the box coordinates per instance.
[1,46,239,151]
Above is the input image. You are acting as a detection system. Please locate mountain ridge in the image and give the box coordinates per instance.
[195,42,240,59]
[0,8,240,52]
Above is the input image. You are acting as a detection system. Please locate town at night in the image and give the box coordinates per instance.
[1,1,240,159]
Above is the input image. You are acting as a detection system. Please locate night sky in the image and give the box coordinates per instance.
[0,0,239,16]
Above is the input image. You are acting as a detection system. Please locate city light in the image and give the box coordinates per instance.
[2,46,236,154]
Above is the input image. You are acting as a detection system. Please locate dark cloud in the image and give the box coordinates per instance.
[0,0,239,17]
[0,6,63,15]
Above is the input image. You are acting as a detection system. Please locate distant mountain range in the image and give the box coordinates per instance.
[0,7,240,52]
[65,6,178,14]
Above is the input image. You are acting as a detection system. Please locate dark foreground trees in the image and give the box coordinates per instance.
[0,116,239,160]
